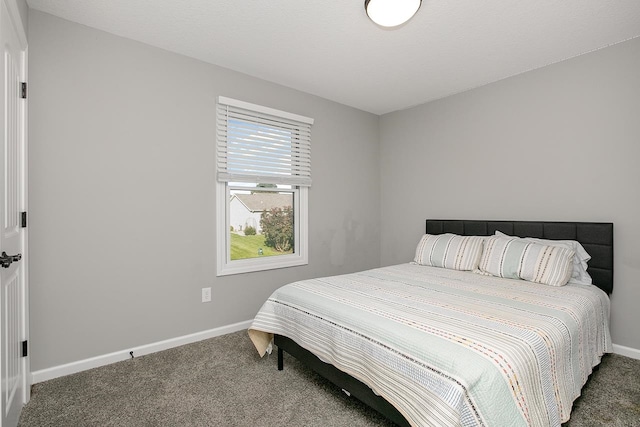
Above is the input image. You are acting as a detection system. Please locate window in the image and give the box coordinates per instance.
[216,96,313,276]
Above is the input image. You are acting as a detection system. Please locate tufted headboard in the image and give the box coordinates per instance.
[426,220,614,294]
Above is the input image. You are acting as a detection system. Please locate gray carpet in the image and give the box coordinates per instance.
[19,331,640,426]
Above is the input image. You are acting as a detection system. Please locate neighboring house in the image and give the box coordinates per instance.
[229,193,293,234]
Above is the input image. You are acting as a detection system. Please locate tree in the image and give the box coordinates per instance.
[260,206,293,252]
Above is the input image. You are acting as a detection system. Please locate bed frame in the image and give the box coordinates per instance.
[425,220,614,294]
[275,219,614,426]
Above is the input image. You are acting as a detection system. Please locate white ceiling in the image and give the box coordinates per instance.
[26,0,640,115]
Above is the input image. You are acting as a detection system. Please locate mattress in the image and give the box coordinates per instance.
[248,263,611,427]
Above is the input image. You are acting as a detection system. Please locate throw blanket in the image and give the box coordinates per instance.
[249,264,611,427]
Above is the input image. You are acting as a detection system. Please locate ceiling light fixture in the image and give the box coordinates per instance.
[364,0,422,28]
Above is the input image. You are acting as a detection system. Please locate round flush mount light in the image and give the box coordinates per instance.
[365,0,422,28]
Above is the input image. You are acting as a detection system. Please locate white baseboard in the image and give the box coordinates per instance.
[612,343,640,360]
[30,324,640,385]
[31,319,253,384]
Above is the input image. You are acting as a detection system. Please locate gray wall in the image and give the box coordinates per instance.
[380,37,640,350]
[14,0,27,34]
[28,10,380,371]
[27,8,640,371]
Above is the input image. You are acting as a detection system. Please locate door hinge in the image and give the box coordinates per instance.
[21,82,27,99]
[21,340,28,357]
[21,211,27,228]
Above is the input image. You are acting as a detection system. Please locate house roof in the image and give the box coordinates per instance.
[233,193,293,213]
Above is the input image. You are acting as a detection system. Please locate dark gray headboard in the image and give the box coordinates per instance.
[426,220,614,294]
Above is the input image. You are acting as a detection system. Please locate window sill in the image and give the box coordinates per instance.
[216,253,308,276]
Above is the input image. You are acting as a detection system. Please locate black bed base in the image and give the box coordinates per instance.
[275,334,410,427]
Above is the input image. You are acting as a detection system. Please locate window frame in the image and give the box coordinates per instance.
[215,97,312,276]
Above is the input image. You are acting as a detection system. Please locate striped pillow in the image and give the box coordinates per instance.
[413,234,484,271]
[477,236,575,286]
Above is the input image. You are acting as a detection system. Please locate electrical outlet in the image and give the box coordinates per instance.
[201,287,212,303]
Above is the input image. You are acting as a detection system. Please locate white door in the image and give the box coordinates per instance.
[0,0,28,426]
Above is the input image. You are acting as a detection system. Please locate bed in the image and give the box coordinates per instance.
[248,220,614,426]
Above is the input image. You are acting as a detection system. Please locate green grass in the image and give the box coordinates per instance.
[230,233,292,260]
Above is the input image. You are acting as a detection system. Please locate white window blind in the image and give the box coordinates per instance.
[216,96,314,187]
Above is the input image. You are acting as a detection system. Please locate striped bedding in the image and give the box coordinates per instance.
[248,263,611,427]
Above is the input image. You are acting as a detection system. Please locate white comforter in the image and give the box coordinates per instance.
[249,264,611,427]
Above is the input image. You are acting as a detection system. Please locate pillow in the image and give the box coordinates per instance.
[478,236,575,287]
[413,233,484,271]
[495,231,592,284]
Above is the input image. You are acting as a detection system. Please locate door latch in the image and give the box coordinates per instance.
[0,252,21,268]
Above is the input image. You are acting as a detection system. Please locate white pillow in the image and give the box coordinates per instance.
[478,236,575,287]
[495,231,592,284]
[413,233,484,271]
